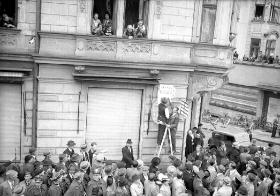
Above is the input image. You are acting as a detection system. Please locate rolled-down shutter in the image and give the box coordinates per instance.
[0,84,21,161]
[86,88,142,161]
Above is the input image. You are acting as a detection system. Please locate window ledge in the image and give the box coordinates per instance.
[251,19,265,23]
[267,21,280,26]
[0,27,21,34]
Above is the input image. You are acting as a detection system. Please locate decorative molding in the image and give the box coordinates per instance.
[155,1,162,19]
[264,30,279,39]
[122,43,152,54]
[85,40,116,52]
[79,0,87,13]
[0,34,16,46]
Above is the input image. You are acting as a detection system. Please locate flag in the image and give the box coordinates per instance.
[179,100,190,119]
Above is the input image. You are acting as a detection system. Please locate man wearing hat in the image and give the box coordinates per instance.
[88,142,98,166]
[18,171,34,195]
[122,139,134,168]
[0,170,18,196]
[80,144,90,162]
[55,154,67,172]
[86,168,106,196]
[42,151,54,171]
[25,174,48,196]
[193,170,210,196]
[48,172,63,196]
[63,140,76,159]
[197,123,206,147]
[157,97,170,150]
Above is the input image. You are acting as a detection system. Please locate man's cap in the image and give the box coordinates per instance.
[132,174,140,182]
[116,161,126,169]
[126,139,132,144]
[80,144,87,150]
[29,147,36,154]
[91,142,97,146]
[118,177,128,187]
[263,169,271,177]
[104,165,112,174]
[43,151,50,156]
[80,161,90,171]
[58,154,66,160]
[260,160,267,167]
[70,153,81,163]
[151,157,161,166]
[237,185,248,196]
[6,170,18,178]
[66,140,76,146]
[185,163,193,171]
[198,123,203,127]
[42,159,52,166]
[24,155,34,163]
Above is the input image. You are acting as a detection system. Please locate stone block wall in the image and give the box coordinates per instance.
[41,0,78,33]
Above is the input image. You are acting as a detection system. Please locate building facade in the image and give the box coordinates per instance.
[208,0,280,124]
[0,0,235,163]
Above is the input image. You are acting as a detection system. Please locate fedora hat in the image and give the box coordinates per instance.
[126,139,132,144]
[67,140,76,146]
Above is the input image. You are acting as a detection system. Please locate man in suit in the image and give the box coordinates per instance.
[88,142,98,166]
[63,140,76,160]
[122,139,134,168]
[0,170,18,196]
[80,144,90,162]
[168,107,180,154]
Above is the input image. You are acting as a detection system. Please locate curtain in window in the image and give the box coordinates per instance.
[200,7,216,43]
[273,7,280,23]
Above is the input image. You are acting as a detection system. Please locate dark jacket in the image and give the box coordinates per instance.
[86,179,106,196]
[216,147,227,165]
[183,170,194,192]
[169,113,179,131]
[121,146,134,168]
[25,183,48,196]
[227,147,240,163]
[63,148,75,158]
[64,180,84,196]
[158,103,168,124]
[48,184,62,196]
[88,149,97,166]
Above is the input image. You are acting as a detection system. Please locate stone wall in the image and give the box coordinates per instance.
[41,0,78,33]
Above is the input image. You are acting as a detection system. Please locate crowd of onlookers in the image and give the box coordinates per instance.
[0,135,279,196]
[233,51,280,65]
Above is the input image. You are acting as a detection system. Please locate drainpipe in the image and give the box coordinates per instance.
[32,0,41,148]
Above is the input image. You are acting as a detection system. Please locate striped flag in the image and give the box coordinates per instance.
[179,100,190,119]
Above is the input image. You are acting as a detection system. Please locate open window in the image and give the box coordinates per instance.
[92,0,117,35]
[0,0,17,28]
[249,38,261,58]
[200,0,217,43]
[123,0,149,38]
[254,4,264,19]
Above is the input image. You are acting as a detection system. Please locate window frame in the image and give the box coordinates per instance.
[265,40,276,57]
[123,0,149,37]
[0,0,18,28]
[199,0,217,43]
[91,0,117,35]
[249,38,261,58]
[269,5,280,23]
[254,4,265,19]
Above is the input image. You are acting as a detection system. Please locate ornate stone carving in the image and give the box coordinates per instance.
[189,75,227,98]
[79,0,87,13]
[0,34,16,46]
[122,43,152,54]
[86,40,116,52]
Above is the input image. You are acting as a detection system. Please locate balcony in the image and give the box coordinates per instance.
[38,31,233,73]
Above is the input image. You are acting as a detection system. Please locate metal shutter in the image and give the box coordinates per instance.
[0,84,21,161]
[86,88,142,161]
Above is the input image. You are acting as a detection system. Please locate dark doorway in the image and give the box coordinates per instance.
[93,0,114,22]
[124,0,139,28]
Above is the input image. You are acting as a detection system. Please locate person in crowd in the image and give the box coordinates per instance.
[183,162,194,194]
[55,154,67,172]
[0,170,18,196]
[248,139,258,154]
[265,143,275,156]
[91,13,103,35]
[185,128,195,158]
[89,142,98,166]
[80,144,90,162]
[149,157,161,175]
[123,25,135,39]
[122,139,134,168]
[243,172,256,196]
[159,174,171,196]
[86,168,106,196]
[18,171,34,194]
[106,176,116,196]
[63,140,76,159]
[216,141,227,165]
[172,170,186,196]
[134,19,146,38]
[130,174,144,196]
[197,123,206,146]
[168,106,179,154]
[144,173,159,196]
[48,171,63,196]
[65,171,84,196]
[272,119,279,138]
[0,165,6,184]
[115,177,130,196]
[1,13,15,28]
[126,161,139,182]
[25,174,48,196]
[213,176,232,196]
[192,144,204,161]
[193,170,210,196]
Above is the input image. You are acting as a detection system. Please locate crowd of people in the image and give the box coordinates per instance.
[0,131,279,196]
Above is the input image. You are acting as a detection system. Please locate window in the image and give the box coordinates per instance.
[270,5,280,23]
[200,0,217,43]
[92,0,116,35]
[255,4,264,18]
[265,40,276,57]
[123,0,149,37]
[0,0,17,28]
[249,38,261,58]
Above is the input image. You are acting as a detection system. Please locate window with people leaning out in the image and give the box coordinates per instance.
[91,0,148,39]
[0,0,17,28]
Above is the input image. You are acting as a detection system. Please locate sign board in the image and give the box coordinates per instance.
[158,84,176,103]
